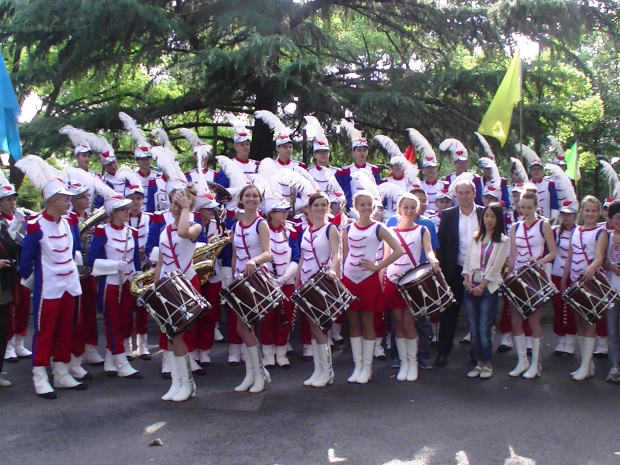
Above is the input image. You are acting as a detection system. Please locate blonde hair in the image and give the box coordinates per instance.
[237,184,263,209]
[581,195,601,211]
[520,190,538,206]
[397,192,419,210]
[353,190,375,208]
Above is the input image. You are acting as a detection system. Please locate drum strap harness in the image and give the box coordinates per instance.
[166,225,191,274]
[238,218,264,272]
[395,229,417,268]
[521,219,541,260]
[309,224,330,269]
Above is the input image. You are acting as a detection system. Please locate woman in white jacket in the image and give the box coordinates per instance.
[462,203,509,379]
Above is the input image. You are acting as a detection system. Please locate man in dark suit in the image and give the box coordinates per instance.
[436,178,483,366]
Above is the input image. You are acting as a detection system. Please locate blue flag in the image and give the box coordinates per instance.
[0,52,22,160]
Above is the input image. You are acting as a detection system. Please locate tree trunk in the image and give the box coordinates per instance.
[252,89,278,160]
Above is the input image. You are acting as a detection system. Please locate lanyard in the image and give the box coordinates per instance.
[522,219,539,260]
[308,224,328,268]
[479,241,493,269]
[578,227,594,267]
[395,227,419,268]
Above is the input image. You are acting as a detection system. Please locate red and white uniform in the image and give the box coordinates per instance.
[307,165,339,193]
[232,217,265,278]
[343,221,385,313]
[274,158,306,198]
[382,175,415,218]
[385,226,425,284]
[232,157,259,180]
[513,219,546,272]
[300,223,334,284]
[421,178,448,213]
[148,176,169,212]
[128,212,151,336]
[551,225,577,337]
[531,177,556,219]
[103,172,126,195]
[20,212,82,366]
[136,169,160,211]
[569,226,605,283]
[158,224,198,283]
[552,226,573,279]
[345,163,380,195]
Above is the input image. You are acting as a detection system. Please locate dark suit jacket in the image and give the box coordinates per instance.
[437,204,484,285]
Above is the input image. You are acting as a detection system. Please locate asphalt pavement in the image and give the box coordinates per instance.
[3,307,620,465]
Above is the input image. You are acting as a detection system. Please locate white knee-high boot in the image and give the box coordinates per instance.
[234,345,254,392]
[523,337,542,378]
[395,338,408,381]
[162,351,181,401]
[356,338,375,384]
[347,336,363,383]
[172,354,196,401]
[508,334,530,377]
[312,343,334,388]
[304,339,321,386]
[249,345,270,393]
[405,338,418,382]
[572,336,596,381]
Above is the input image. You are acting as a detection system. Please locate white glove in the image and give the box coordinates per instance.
[118,261,133,274]
[74,251,83,267]
[7,212,24,241]
[149,246,160,265]
[277,262,298,286]
[221,266,233,287]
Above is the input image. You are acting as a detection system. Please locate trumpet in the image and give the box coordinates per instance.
[130,233,231,296]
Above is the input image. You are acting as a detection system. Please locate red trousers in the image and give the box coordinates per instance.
[103,281,137,355]
[133,304,148,335]
[80,277,99,346]
[194,281,222,350]
[499,294,532,336]
[32,292,78,366]
[551,275,577,336]
[259,284,294,346]
[7,283,30,340]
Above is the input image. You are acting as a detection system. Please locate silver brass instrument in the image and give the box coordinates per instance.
[78,207,108,279]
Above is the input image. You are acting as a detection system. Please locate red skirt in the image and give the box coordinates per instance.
[342,273,385,313]
[384,278,408,310]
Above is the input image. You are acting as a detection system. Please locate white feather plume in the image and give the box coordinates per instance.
[0,168,9,187]
[179,128,204,147]
[152,146,184,182]
[374,135,403,158]
[274,169,315,198]
[439,138,468,158]
[254,110,290,136]
[406,128,436,160]
[180,127,212,171]
[224,112,247,134]
[340,119,363,143]
[151,128,172,150]
[378,181,405,202]
[292,166,321,191]
[91,175,119,202]
[322,169,345,196]
[16,155,66,190]
[483,158,501,191]
[448,171,475,196]
[352,170,380,201]
[510,157,528,184]
[115,168,142,188]
[215,155,249,198]
[82,132,114,156]
[545,163,577,204]
[67,167,97,191]
[118,112,149,148]
[389,155,421,186]
[304,115,327,143]
[600,160,620,200]
[515,143,541,165]
[474,132,495,160]
[547,136,565,158]
[59,125,90,148]
[256,158,283,200]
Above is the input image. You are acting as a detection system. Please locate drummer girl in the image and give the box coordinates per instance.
[342,190,404,384]
[230,184,272,393]
[153,185,203,401]
[507,190,556,379]
[297,192,341,388]
[561,195,608,381]
[381,193,438,382]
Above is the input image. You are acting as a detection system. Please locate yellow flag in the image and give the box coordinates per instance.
[478,49,522,147]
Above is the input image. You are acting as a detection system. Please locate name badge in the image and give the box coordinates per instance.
[473,269,484,283]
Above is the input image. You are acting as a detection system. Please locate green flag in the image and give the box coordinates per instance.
[477,49,522,147]
[564,141,580,181]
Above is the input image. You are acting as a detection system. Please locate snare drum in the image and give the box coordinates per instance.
[220,267,286,328]
[292,269,356,330]
[139,270,211,338]
[397,264,455,318]
[562,270,620,325]
[501,261,556,318]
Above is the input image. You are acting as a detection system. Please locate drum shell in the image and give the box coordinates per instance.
[397,264,454,318]
[501,262,555,318]
[562,270,620,325]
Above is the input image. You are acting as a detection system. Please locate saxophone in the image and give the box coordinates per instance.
[130,233,231,296]
[78,207,108,279]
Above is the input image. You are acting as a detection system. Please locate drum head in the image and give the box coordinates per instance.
[399,264,433,286]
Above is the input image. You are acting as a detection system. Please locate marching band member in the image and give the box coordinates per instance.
[119,112,163,212]
[519,144,559,221]
[337,119,381,209]
[305,116,339,193]
[0,173,31,363]
[193,192,229,366]
[181,128,229,188]
[436,174,483,367]
[603,199,620,383]
[474,133,510,207]
[561,195,608,381]
[407,129,447,213]
[88,184,143,380]
[297,191,341,387]
[119,169,152,360]
[17,156,86,399]
[225,112,259,179]
[508,157,528,198]
[382,193,438,382]
[508,190,557,378]
[342,180,404,384]
[429,188,453,232]
[462,202,509,379]
[441,138,469,186]
[0,215,18,386]
[153,184,203,401]
[551,200,578,355]
[230,184,272,393]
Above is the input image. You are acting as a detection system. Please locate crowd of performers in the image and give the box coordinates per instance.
[2,109,620,402]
